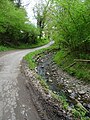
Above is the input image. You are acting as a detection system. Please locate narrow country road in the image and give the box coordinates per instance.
[0,42,54,120]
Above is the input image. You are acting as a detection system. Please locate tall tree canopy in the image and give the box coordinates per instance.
[0,0,38,46]
[33,0,52,39]
[45,0,90,54]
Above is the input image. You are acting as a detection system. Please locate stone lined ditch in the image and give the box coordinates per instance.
[34,51,90,119]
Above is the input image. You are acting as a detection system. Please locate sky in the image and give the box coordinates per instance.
[21,0,39,24]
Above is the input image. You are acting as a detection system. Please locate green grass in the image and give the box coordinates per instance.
[54,50,90,82]
[24,42,57,69]
[24,48,49,69]
[0,45,14,52]
[24,51,37,69]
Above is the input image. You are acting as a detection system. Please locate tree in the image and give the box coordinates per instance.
[33,0,51,39]
[0,0,38,46]
[47,0,90,54]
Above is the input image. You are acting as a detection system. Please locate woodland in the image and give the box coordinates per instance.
[0,0,90,80]
[0,1,90,119]
[0,0,39,48]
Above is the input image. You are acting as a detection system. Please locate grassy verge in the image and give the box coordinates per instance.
[24,47,51,69]
[54,50,90,82]
[24,49,44,69]
[0,45,14,52]
[24,42,57,69]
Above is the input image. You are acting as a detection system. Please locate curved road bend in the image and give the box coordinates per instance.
[0,42,54,120]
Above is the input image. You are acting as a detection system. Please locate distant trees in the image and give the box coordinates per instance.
[0,0,38,46]
[33,0,52,39]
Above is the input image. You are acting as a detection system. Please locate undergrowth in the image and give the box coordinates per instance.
[54,50,90,82]
[0,39,49,52]
[0,45,13,51]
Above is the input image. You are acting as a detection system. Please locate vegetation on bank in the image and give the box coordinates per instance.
[29,0,90,82]
[49,0,90,53]
[24,47,49,69]
[24,47,89,120]
[0,45,14,51]
[44,0,90,82]
[1,0,89,119]
[24,50,41,69]
[0,0,49,51]
[24,0,90,119]
[54,50,90,82]
[24,42,58,69]
[0,38,49,52]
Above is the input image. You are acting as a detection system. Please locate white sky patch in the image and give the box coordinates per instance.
[21,0,40,24]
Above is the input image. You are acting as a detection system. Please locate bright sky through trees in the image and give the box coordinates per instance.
[21,0,40,24]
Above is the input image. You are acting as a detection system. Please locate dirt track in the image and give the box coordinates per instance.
[0,42,53,120]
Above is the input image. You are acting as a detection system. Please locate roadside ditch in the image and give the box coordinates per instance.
[21,50,90,120]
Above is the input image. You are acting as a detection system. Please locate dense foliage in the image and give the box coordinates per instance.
[48,0,90,55]
[33,0,51,40]
[0,0,38,46]
[46,0,90,82]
